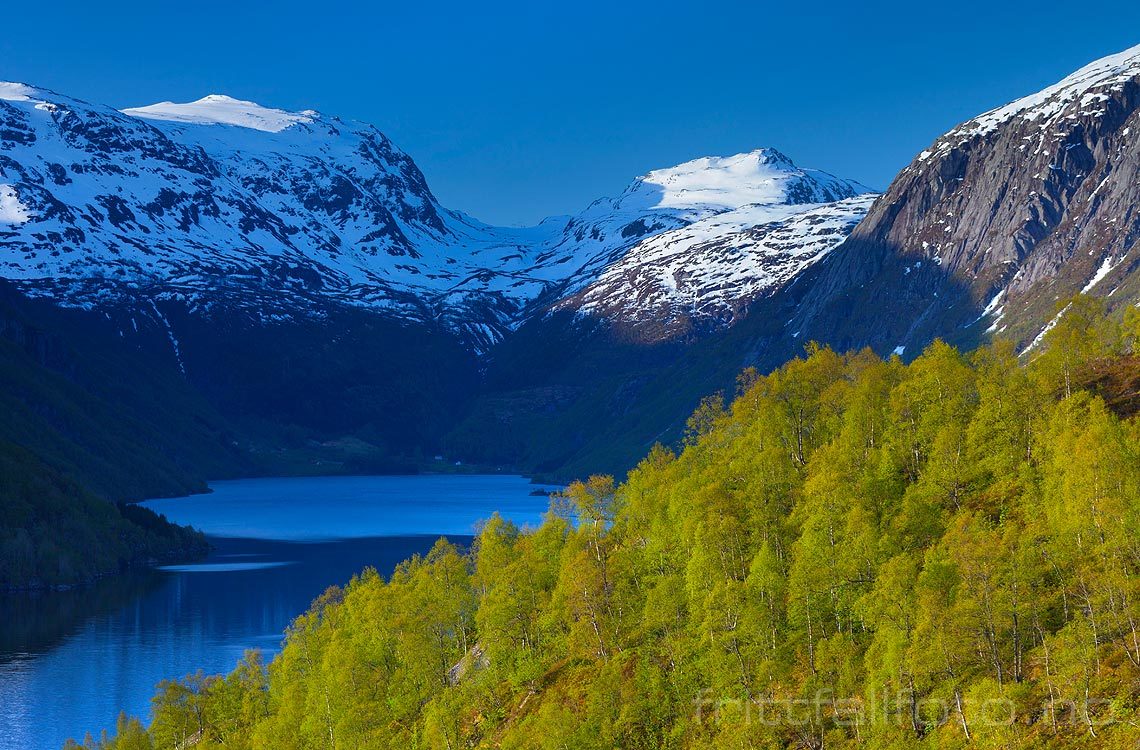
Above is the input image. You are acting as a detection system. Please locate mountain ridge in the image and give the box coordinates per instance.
[780,42,1140,359]
[4,42,1140,489]
[1,81,875,351]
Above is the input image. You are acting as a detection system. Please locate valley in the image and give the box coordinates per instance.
[0,475,553,750]
[1,32,1139,750]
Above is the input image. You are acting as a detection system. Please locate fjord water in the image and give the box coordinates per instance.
[0,475,553,750]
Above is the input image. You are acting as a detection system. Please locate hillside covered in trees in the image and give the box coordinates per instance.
[0,281,248,589]
[71,297,1140,749]
[0,442,208,589]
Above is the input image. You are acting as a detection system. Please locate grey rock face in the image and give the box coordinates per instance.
[790,44,1140,353]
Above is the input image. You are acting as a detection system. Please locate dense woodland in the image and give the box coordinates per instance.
[0,442,207,589]
[70,296,1140,749]
[0,282,247,588]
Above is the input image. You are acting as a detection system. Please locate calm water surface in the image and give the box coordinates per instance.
[0,475,554,750]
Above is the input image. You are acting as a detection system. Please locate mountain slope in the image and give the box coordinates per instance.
[0,280,249,500]
[0,86,874,354]
[0,280,245,587]
[786,43,1140,355]
[0,441,208,589]
[449,44,1140,479]
[1,81,877,480]
[553,194,874,342]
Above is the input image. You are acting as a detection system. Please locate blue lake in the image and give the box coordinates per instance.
[0,474,556,750]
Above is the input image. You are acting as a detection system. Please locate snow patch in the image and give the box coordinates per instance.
[978,289,1007,333]
[1081,255,1118,293]
[123,94,316,132]
[0,184,31,225]
[1025,303,1071,354]
[149,301,186,375]
[982,289,1005,316]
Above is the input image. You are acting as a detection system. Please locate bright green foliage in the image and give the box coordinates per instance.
[77,325,1140,749]
[1033,295,1118,398]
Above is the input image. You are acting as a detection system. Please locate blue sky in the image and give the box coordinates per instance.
[2,1,1138,225]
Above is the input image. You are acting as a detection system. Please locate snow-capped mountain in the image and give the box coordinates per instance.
[0,84,568,349]
[462,42,1140,480]
[539,149,873,340]
[6,45,1140,484]
[0,82,873,352]
[785,43,1140,354]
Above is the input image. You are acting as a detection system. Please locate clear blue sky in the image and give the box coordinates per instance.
[2,1,1138,225]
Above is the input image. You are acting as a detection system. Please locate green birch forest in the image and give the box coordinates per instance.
[71,297,1140,749]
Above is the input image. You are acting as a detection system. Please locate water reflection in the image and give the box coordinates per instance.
[0,571,165,663]
[0,535,466,749]
[0,474,553,750]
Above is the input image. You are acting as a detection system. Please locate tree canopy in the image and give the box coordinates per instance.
[72,297,1140,749]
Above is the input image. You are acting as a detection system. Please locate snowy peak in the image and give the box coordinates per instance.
[0,82,42,102]
[122,94,317,132]
[545,148,879,342]
[547,148,875,288]
[0,82,69,113]
[611,148,872,219]
[0,79,876,351]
